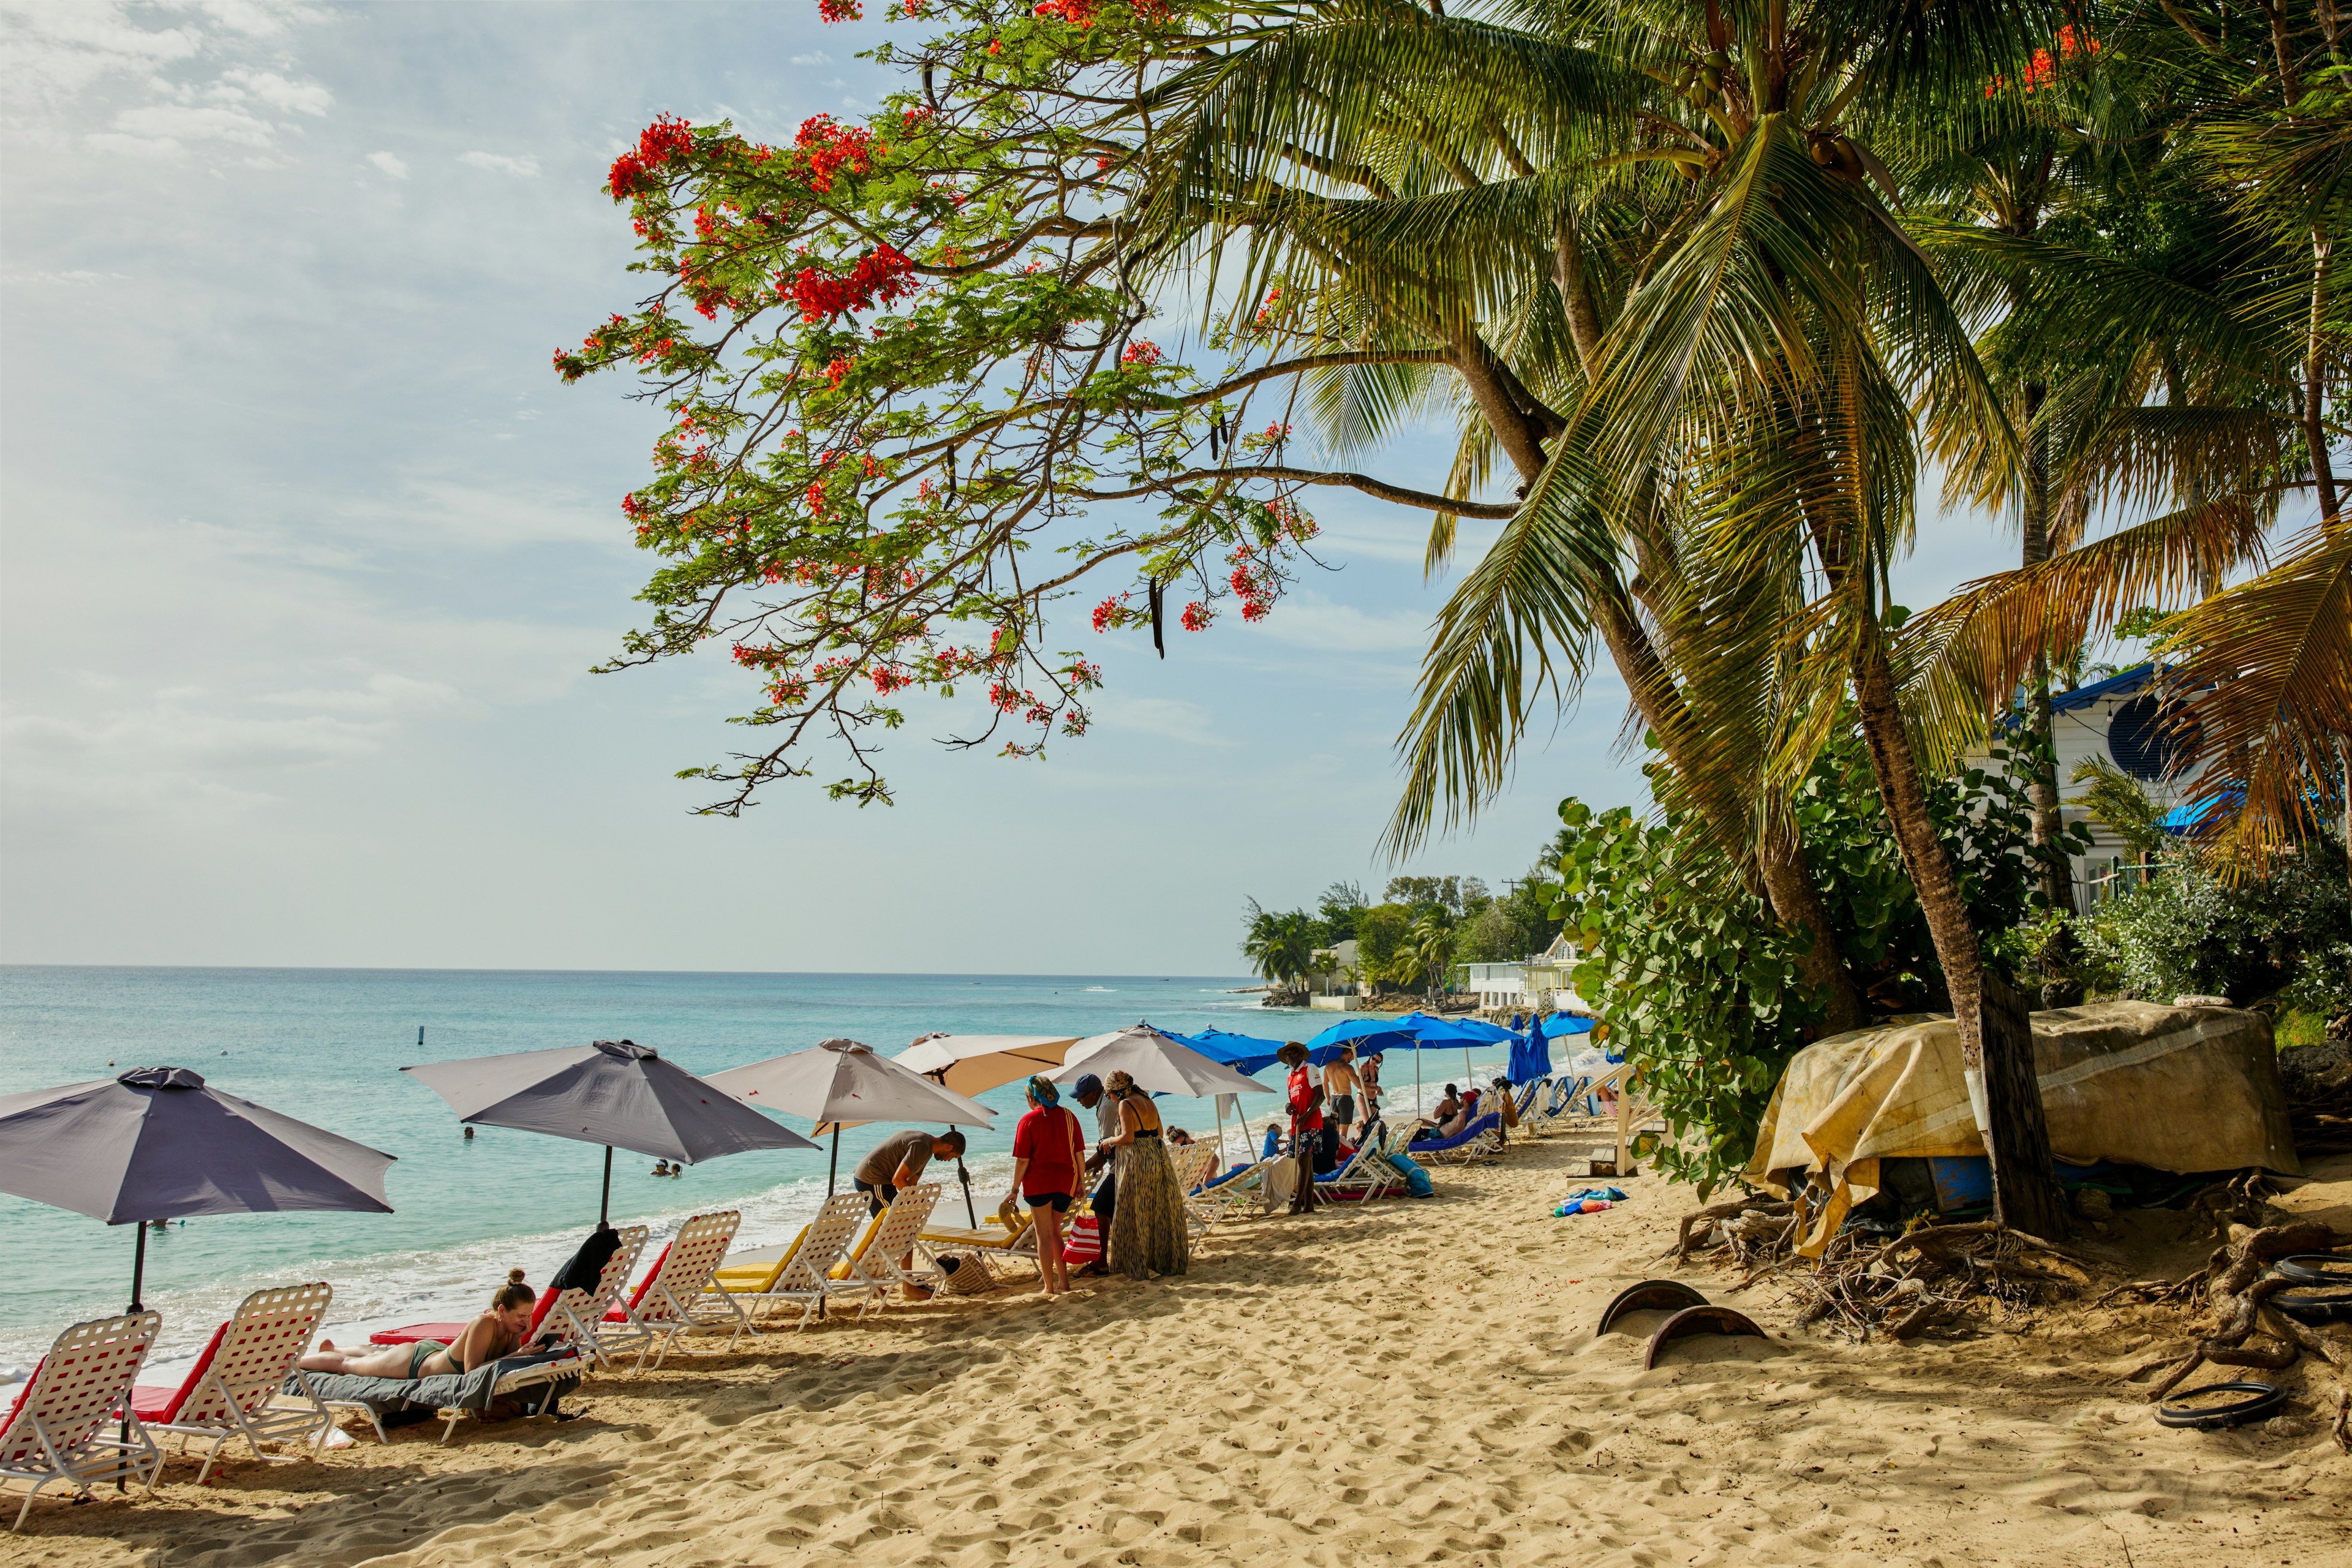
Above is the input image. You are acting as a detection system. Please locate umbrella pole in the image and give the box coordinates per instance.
[1415,1052,1422,1118]
[123,1222,150,1490]
[957,1158,978,1227]
[600,1145,612,1226]
[828,1127,840,1197]
[1465,1046,1474,1087]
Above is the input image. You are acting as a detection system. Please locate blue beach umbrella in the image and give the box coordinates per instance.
[1177,1028,1290,1075]
[1393,1011,1520,1088]
[1305,1017,1438,1116]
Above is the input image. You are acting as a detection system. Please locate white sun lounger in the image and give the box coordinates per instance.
[2,1311,163,1531]
[709,1194,870,1329]
[822,1184,942,1318]
[597,1211,747,1371]
[534,1224,649,1370]
[126,1283,334,1483]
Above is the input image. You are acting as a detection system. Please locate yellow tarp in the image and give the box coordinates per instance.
[1744,1001,2299,1254]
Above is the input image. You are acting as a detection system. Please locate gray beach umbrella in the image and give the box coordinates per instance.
[401,1039,816,1223]
[707,1039,995,1202]
[0,1065,396,1312]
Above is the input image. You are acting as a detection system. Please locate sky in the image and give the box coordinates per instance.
[0,0,2011,975]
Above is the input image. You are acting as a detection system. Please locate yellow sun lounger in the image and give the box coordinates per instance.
[709,1194,870,1328]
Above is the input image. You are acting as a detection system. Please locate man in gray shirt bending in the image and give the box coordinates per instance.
[852,1128,966,1216]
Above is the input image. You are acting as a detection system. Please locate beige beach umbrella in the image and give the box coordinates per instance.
[706,1040,995,1204]
[892,1033,1080,1099]
[1049,1025,1273,1100]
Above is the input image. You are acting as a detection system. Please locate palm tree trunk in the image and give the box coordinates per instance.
[1851,630,2070,1238]
[2307,233,2340,531]
[2019,381,2075,916]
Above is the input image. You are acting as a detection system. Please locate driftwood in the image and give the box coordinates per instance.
[2132,1221,2352,1449]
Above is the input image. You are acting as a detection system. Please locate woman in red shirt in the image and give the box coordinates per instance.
[1005,1075,1085,1294]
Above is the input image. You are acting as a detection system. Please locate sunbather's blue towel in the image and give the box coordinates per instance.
[1384,1153,1435,1197]
[288,1349,581,1419]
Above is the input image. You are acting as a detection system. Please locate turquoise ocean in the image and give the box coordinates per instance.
[0,967,1517,1378]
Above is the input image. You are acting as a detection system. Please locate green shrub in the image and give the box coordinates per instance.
[2078,837,2352,1014]
[1552,731,2078,1196]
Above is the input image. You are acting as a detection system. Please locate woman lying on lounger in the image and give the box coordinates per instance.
[300,1271,537,1381]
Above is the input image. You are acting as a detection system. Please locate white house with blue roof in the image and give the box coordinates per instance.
[2005,662,2193,903]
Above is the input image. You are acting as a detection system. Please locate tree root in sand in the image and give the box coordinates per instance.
[2127,1221,2352,1452]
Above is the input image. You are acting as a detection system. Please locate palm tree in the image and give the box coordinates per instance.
[1241,901,1324,990]
[1137,0,2079,1234]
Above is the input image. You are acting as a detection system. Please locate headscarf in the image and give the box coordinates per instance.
[1105,1070,1137,1096]
[1025,1074,1061,1106]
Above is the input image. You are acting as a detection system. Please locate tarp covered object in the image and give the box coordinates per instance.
[1744,1001,2298,1254]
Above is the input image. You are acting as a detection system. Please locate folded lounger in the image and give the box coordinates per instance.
[822,1185,943,1317]
[126,1283,335,1483]
[712,1194,870,1327]
[1,1311,163,1531]
[1192,1155,1294,1220]
[599,1211,747,1371]
[290,1349,584,1446]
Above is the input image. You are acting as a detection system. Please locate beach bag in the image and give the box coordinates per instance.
[1385,1153,1435,1198]
[1063,1213,1104,1268]
[934,1251,995,1297]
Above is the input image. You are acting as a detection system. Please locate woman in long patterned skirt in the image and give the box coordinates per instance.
[1098,1070,1190,1280]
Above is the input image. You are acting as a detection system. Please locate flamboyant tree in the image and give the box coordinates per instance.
[564,0,2347,1235]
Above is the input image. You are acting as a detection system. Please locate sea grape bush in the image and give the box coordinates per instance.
[1552,729,2084,1194]
[559,1,1347,810]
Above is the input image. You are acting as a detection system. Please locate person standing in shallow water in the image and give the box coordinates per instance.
[1096,1071,1189,1279]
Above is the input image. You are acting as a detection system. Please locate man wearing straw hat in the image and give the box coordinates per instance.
[1276,1043,1324,1214]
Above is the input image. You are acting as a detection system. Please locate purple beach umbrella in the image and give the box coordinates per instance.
[401,1039,816,1223]
[0,1065,397,1311]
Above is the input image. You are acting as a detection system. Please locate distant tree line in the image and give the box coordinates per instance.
[1242,848,1566,998]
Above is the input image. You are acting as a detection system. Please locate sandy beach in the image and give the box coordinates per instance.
[15,1135,2350,1567]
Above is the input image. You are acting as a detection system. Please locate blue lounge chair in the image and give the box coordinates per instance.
[1409,1112,1502,1164]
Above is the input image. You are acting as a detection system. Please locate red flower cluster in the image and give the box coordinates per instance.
[1090,592,1131,631]
[1033,0,1098,25]
[825,354,854,386]
[796,115,880,194]
[818,0,862,20]
[1252,285,1287,329]
[608,115,694,201]
[1120,339,1162,368]
[1988,25,2098,96]
[785,244,917,322]
[1180,601,1213,632]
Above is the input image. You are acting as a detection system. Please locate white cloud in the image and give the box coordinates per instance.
[790,50,832,65]
[1094,696,1235,750]
[459,149,540,177]
[217,66,330,116]
[102,100,276,153]
[365,149,408,179]
[1245,592,1432,654]
[0,2,205,108]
